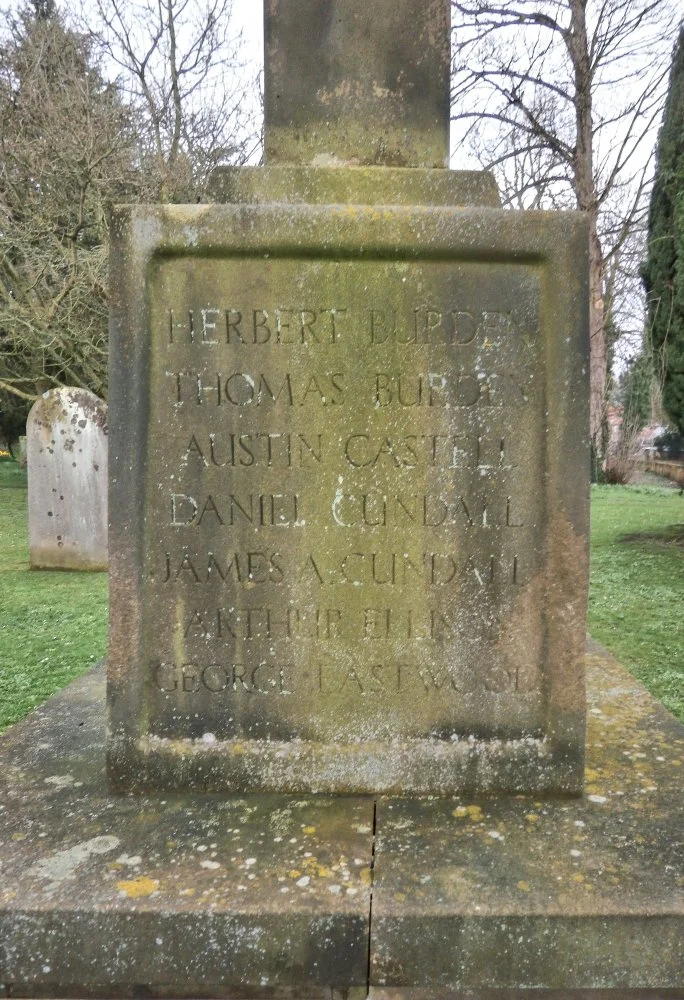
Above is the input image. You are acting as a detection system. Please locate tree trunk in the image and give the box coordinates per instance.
[588,215,607,452]
[568,0,607,456]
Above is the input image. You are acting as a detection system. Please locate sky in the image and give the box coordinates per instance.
[232,0,263,75]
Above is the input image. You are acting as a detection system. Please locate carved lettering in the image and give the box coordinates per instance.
[152,661,292,695]
[170,493,302,528]
[184,432,323,469]
[330,491,522,528]
[161,550,285,584]
[315,660,521,695]
[167,307,346,345]
[177,605,502,644]
[167,371,345,406]
[301,551,517,587]
[153,270,545,728]
[341,432,517,470]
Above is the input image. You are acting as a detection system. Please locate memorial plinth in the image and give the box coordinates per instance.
[108,179,589,796]
[2,645,682,996]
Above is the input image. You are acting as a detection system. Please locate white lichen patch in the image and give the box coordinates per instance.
[43,774,76,788]
[29,835,120,886]
[116,854,142,867]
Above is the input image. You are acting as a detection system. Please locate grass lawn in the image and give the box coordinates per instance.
[588,483,683,721]
[0,463,682,730]
[0,460,108,730]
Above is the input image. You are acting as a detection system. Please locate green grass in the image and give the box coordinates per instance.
[0,464,682,730]
[589,483,683,720]
[0,461,108,730]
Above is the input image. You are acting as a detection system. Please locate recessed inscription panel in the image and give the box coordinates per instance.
[142,257,546,742]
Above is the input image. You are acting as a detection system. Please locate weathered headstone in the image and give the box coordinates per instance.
[27,387,108,571]
[108,0,589,795]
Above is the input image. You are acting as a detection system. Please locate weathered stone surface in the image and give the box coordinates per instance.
[208,165,501,207]
[108,187,589,795]
[368,992,684,999]
[1,644,682,996]
[27,387,108,571]
[0,667,373,994]
[18,435,27,468]
[264,0,450,168]
[370,642,684,991]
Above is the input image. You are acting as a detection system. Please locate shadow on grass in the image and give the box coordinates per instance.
[618,524,684,548]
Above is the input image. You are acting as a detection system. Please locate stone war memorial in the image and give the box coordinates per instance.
[26,386,108,571]
[108,5,589,799]
[1,1,682,997]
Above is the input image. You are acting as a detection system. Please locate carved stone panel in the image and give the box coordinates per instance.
[108,190,589,794]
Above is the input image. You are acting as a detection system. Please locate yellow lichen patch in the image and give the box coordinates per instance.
[572,873,586,883]
[117,876,159,898]
[524,813,540,824]
[108,862,124,871]
[231,743,247,755]
[11,832,27,842]
[585,767,601,783]
[517,880,531,892]
[301,857,332,879]
[288,869,302,879]
[359,868,372,886]
[394,892,406,902]
[452,804,484,822]
[302,826,317,835]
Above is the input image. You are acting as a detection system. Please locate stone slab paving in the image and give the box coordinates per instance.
[0,643,682,996]
[369,991,684,999]
[370,641,684,991]
[0,667,373,994]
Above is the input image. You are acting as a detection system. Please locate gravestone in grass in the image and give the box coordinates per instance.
[108,0,589,796]
[27,387,108,571]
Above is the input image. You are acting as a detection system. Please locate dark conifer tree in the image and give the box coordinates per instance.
[643,24,684,434]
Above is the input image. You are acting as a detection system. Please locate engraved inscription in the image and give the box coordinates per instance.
[143,257,546,741]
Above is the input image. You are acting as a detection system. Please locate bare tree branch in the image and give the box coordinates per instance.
[451,0,680,454]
